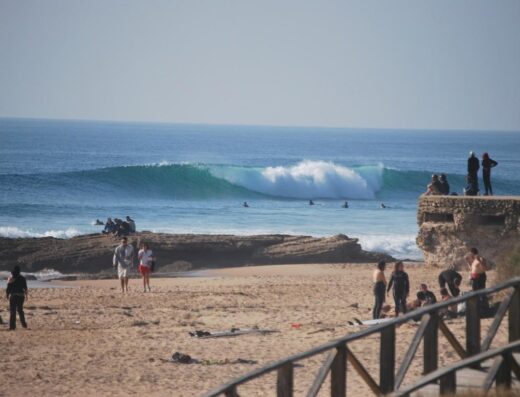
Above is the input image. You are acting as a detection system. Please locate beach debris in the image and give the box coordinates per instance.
[349,303,359,308]
[122,311,134,317]
[132,320,149,327]
[307,327,335,335]
[200,358,258,365]
[290,323,302,329]
[171,352,197,364]
[189,327,279,339]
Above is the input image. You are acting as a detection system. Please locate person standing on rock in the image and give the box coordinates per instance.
[387,261,409,317]
[138,242,154,293]
[113,237,134,293]
[467,151,480,192]
[6,265,28,330]
[372,260,387,319]
[481,153,498,196]
[465,247,487,291]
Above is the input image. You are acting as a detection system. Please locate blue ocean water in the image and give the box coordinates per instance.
[1,118,519,259]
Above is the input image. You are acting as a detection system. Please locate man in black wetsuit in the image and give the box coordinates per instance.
[439,174,450,195]
[387,261,409,317]
[438,266,462,297]
[467,151,480,192]
[6,265,28,330]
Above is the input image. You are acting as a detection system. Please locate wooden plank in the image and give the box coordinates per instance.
[511,355,520,380]
[483,355,503,391]
[306,351,335,397]
[509,287,520,343]
[330,345,347,397]
[438,317,467,359]
[380,324,396,393]
[395,314,431,389]
[424,311,438,375]
[482,290,514,351]
[346,346,381,395]
[277,362,293,397]
[439,371,456,395]
[466,296,481,362]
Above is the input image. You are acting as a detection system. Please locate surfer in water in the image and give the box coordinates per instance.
[309,200,314,206]
[342,201,349,208]
[380,202,387,209]
[243,201,249,208]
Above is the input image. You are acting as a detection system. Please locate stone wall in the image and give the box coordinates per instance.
[416,196,520,269]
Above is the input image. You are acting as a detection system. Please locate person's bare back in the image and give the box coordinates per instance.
[373,268,386,283]
[465,248,487,275]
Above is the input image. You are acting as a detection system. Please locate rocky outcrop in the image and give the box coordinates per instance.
[416,196,520,268]
[0,232,393,274]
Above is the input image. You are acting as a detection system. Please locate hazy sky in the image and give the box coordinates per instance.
[1,1,519,130]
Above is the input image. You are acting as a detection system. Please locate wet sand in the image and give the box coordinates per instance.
[0,263,504,396]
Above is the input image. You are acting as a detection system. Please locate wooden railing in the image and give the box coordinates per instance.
[203,277,520,397]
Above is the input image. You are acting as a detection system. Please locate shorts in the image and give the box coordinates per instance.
[139,264,151,275]
[117,264,130,279]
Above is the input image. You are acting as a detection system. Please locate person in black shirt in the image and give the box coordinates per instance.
[468,151,480,180]
[417,284,437,306]
[438,266,462,297]
[482,153,498,196]
[387,261,409,317]
[439,174,450,195]
[6,265,28,330]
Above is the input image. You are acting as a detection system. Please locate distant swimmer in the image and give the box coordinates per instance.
[243,201,249,208]
[94,219,104,225]
[309,200,315,206]
[380,203,387,209]
[342,201,349,208]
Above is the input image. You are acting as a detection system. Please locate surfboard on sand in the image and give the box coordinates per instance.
[347,317,394,326]
[190,328,279,339]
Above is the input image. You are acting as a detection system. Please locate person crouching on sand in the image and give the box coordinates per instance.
[6,265,28,330]
[372,260,387,319]
[387,261,409,317]
[113,237,134,293]
[138,242,154,292]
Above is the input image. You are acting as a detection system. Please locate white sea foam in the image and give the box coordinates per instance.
[0,226,81,239]
[358,234,422,260]
[209,160,384,199]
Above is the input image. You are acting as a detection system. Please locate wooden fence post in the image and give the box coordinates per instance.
[423,311,438,375]
[439,371,456,395]
[277,362,293,397]
[331,345,347,397]
[509,286,520,343]
[224,386,239,397]
[466,296,481,360]
[496,353,512,390]
[380,325,395,393]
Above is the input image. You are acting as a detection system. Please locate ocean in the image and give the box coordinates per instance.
[1,118,519,260]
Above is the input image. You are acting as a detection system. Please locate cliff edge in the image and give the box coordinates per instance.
[416,196,520,268]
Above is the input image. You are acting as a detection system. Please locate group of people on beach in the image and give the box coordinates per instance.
[113,237,155,293]
[372,247,489,320]
[100,216,136,237]
[424,151,498,197]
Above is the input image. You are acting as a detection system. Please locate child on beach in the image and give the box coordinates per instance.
[138,242,154,292]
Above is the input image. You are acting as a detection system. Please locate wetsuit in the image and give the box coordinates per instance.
[6,275,28,330]
[438,269,462,297]
[482,158,498,196]
[387,271,409,315]
[439,181,450,195]
[373,281,386,319]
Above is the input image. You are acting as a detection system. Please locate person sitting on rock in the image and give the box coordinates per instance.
[102,218,116,235]
[424,174,442,196]
[439,174,450,195]
[126,216,136,233]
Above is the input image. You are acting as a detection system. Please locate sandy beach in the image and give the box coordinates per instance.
[0,263,504,396]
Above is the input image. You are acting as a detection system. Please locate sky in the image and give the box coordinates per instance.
[0,0,519,131]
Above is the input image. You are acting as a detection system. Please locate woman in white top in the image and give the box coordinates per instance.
[138,242,154,292]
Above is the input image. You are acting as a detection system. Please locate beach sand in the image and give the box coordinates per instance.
[0,263,504,396]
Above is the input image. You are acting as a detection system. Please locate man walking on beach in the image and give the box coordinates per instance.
[6,265,28,330]
[113,237,134,293]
